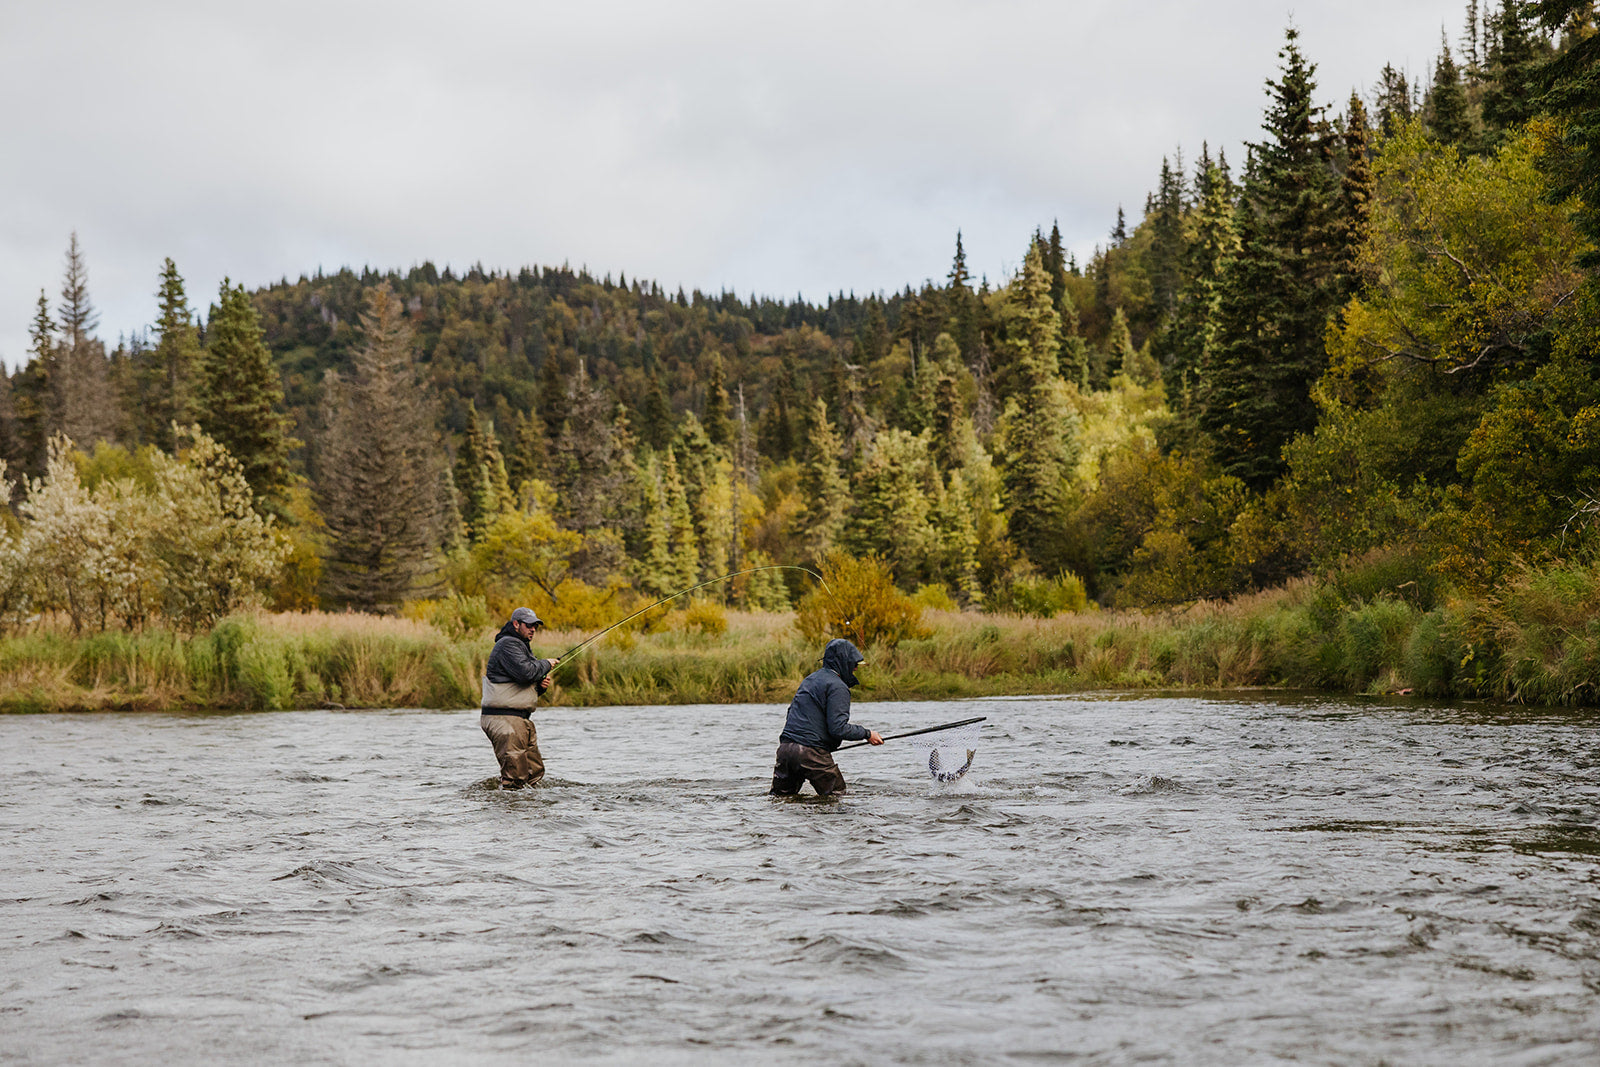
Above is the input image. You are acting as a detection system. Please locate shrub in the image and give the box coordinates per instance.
[1011,571,1090,618]
[794,551,928,649]
[911,583,958,611]
[403,593,491,638]
[678,598,728,637]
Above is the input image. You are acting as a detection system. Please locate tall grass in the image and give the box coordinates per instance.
[10,561,1600,711]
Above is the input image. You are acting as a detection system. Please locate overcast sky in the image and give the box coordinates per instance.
[1,0,1471,368]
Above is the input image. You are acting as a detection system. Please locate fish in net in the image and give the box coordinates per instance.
[908,721,982,782]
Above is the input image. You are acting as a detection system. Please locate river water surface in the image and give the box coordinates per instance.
[4,694,1600,1064]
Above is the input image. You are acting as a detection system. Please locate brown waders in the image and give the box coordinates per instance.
[480,713,545,788]
[770,741,847,796]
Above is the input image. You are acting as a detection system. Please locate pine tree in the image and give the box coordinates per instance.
[1533,0,1600,269]
[1375,63,1415,136]
[11,292,57,476]
[549,359,622,535]
[316,283,446,611]
[702,351,732,446]
[54,233,113,449]
[637,454,675,597]
[1168,147,1239,407]
[199,279,291,511]
[503,408,548,493]
[1426,37,1473,145]
[1203,27,1345,489]
[640,376,672,451]
[790,398,850,562]
[1148,156,1187,325]
[660,446,699,589]
[1334,94,1377,301]
[138,258,202,451]
[997,243,1077,569]
[947,231,983,362]
[1481,1,1550,140]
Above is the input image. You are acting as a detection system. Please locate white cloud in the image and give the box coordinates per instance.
[1,0,1465,367]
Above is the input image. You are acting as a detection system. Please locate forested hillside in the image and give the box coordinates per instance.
[4,0,1599,638]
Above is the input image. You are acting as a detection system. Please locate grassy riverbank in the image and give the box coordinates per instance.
[5,558,1600,711]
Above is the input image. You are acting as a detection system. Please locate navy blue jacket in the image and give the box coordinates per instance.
[778,638,869,751]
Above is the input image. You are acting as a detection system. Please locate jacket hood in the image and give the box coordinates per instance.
[822,638,865,688]
[495,621,527,644]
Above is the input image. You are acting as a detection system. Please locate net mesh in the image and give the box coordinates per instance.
[906,722,982,781]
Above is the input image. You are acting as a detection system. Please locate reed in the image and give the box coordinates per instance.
[9,563,1600,711]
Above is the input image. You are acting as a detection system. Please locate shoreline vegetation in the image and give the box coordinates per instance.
[7,555,1600,713]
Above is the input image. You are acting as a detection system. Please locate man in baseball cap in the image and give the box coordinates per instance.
[480,607,561,788]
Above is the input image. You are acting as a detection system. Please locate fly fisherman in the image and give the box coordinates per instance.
[770,637,882,796]
[481,607,561,789]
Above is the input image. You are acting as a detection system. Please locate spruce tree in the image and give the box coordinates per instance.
[636,455,675,597]
[1534,0,1600,269]
[947,231,983,362]
[200,279,291,511]
[138,258,202,451]
[1148,156,1187,326]
[1481,1,1550,141]
[1168,147,1239,409]
[1202,28,1346,490]
[549,359,622,536]
[996,243,1077,569]
[790,398,850,562]
[55,233,113,449]
[1426,37,1473,145]
[1375,63,1415,136]
[503,408,548,493]
[1333,94,1378,304]
[640,376,672,451]
[702,351,732,446]
[12,292,57,476]
[316,283,446,611]
[660,446,699,589]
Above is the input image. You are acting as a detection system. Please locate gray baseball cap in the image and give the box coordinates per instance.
[510,606,544,629]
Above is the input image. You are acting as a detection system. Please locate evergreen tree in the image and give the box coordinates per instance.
[138,258,202,451]
[636,455,675,597]
[1534,0,1600,269]
[1148,155,1187,325]
[947,231,984,362]
[790,398,850,562]
[453,401,513,541]
[640,376,672,451]
[1203,27,1345,489]
[660,446,699,589]
[200,279,291,511]
[550,359,623,536]
[538,355,568,446]
[54,233,113,449]
[702,351,732,446]
[316,283,445,611]
[12,292,57,476]
[1168,147,1239,404]
[1426,36,1474,145]
[504,408,548,493]
[1482,0,1550,140]
[1334,94,1378,301]
[996,243,1077,569]
[1375,63,1416,136]
[842,428,937,580]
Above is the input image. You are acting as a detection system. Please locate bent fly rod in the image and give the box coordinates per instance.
[546,565,827,674]
[836,716,988,750]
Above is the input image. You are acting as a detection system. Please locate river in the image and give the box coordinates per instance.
[3,694,1600,1064]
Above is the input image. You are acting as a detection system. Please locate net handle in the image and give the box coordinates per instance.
[836,716,987,751]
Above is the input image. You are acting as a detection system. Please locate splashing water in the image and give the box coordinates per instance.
[908,721,982,782]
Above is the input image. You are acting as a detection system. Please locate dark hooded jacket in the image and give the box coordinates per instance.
[481,621,554,716]
[778,638,868,751]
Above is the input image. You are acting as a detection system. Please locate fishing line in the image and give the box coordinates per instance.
[546,565,827,674]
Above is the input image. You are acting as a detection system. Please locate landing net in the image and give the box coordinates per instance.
[906,721,983,782]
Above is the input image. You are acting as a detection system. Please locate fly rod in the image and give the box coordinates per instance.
[836,716,988,750]
[546,565,827,674]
